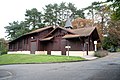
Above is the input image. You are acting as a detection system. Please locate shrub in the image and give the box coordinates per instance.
[94,50,108,57]
[108,46,116,52]
[116,48,120,52]
[0,50,8,55]
[102,37,112,50]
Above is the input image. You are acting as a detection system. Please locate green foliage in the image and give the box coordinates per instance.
[101,0,120,51]
[0,38,8,55]
[108,46,116,52]
[0,54,85,64]
[4,21,30,40]
[43,2,85,26]
[25,8,45,30]
[116,48,120,52]
[107,0,120,20]
[0,50,8,55]
[108,21,120,46]
[102,37,112,50]
[102,34,120,51]
[102,33,120,51]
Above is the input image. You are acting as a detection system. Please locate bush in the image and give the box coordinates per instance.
[94,50,108,57]
[0,50,8,55]
[108,46,116,52]
[102,37,112,50]
[116,48,120,52]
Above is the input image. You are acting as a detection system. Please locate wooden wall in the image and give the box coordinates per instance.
[9,27,98,54]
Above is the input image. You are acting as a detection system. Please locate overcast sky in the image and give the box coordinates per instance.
[0,0,104,39]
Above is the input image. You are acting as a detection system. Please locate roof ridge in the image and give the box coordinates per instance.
[88,27,96,36]
[26,26,53,35]
[43,26,76,38]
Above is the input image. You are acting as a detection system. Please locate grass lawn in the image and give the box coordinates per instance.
[0,54,85,65]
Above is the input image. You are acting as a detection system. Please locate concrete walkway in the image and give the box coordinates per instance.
[82,55,98,60]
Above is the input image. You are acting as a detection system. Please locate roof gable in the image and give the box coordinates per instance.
[44,26,75,38]
[9,26,54,43]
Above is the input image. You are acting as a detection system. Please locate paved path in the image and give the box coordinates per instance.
[0,52,120,80]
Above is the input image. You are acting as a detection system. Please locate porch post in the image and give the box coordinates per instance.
[86,42,89,55]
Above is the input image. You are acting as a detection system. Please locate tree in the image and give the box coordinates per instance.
[5,21,29,40]
[84,1,112,36]
[0,38,8,55]
[107,0,120,20]
[108,21,120,46]
[102,24,120,50]
[43,2,85,26]
[25,8,44,30]
[43,3,59,26]
[101,0,120,50]
[72,17,94,28]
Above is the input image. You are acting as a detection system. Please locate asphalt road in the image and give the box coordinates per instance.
[0,52,120,80]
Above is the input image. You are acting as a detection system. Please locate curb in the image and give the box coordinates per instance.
[0,60,88,66]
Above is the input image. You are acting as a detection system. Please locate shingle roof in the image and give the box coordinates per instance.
[62,34,80,39]
[43,26,75,38]
[40,36,53,41]
[9,26,53,43]
[9,26,97,43]
[26,26,53,35]
[70,27,96,37]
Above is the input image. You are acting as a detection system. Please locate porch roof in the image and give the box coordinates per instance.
[62,27,96,39]
[62,34,80,39]
[40,36,53,41]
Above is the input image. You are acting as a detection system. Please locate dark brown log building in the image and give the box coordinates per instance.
[8,26,100,57]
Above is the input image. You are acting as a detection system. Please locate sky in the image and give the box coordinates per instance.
[0,0,104,39]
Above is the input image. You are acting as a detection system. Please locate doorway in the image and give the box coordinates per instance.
[30,41,37,54]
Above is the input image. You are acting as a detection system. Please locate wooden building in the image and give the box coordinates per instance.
[8,26,100,57]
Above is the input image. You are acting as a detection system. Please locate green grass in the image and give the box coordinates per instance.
[0,54,85,65]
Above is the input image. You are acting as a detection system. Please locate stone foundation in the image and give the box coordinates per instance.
[8,51,30,54]
[66,51,95,57]
[51,51,62,56]
[8,50,95,57]
[35,51,47,55]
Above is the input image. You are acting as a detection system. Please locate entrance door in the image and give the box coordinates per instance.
[31,41,37,54]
